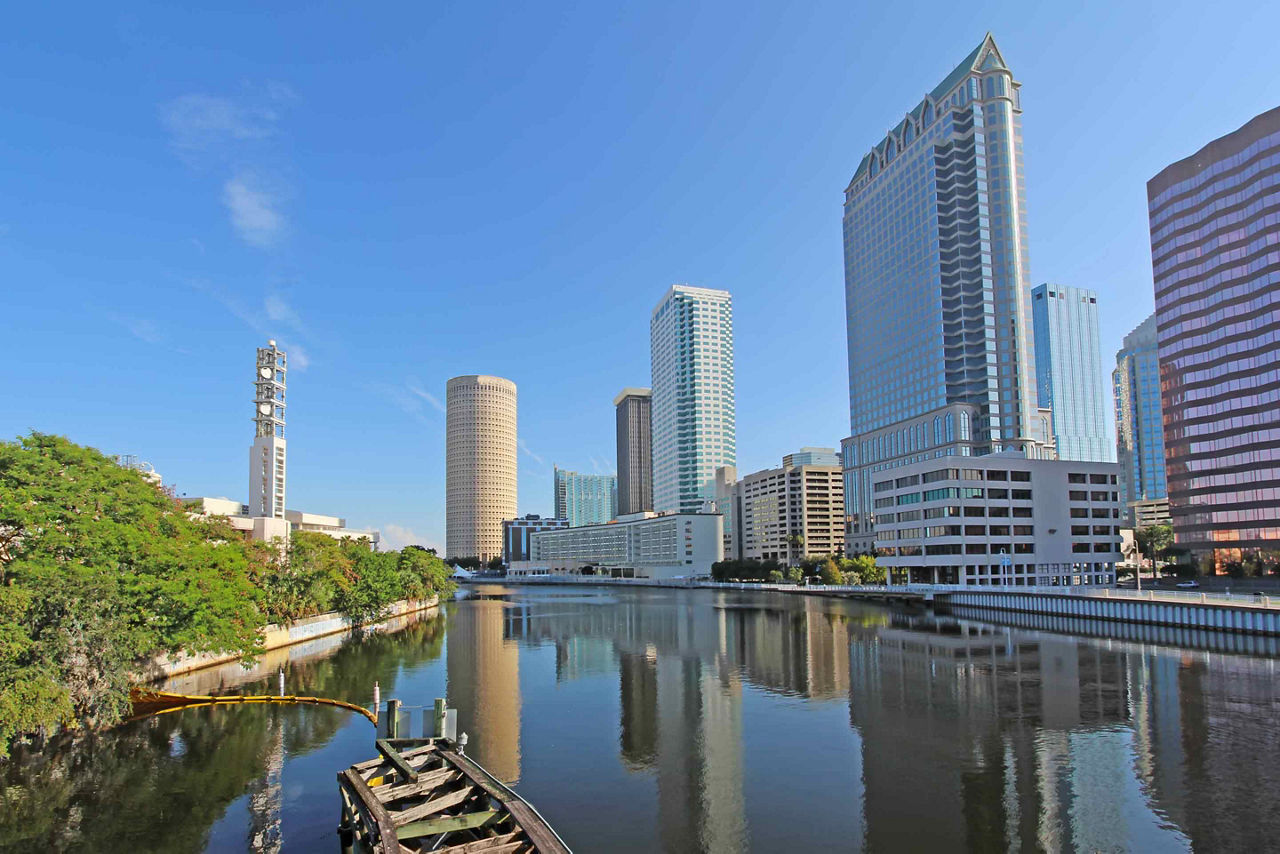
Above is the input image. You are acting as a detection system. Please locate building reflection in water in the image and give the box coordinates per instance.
[446,597,522,783]
[449,587,1280,852]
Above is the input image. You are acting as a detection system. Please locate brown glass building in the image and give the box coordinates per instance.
[1148,105,1280,569]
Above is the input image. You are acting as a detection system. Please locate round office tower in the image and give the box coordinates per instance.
[446,375,517,562]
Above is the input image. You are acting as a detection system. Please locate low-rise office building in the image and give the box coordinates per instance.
[502,514,569,563]
[285,510,381,547]
[184,497,379,548]
[730,454,845,563]
[525,511,723,579]
[872,455,1122,587]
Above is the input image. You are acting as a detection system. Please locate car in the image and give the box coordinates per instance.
[1175,580,1200,589]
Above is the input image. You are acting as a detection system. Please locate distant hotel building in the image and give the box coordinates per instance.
[250,340,288,519]
[184,498,379,547]
[872,456,1121,587]
[1113,313,1168,527]
[1148,106,1280,568]
[727,451,845,563]
[614,387,653,515]
[446,375,517,562]
[502,514,568,564]
[650,285,736,514]
[1031,284,1114,462]
[553,467,617,527]
[522,511,724,579]
[840,34,1054,555]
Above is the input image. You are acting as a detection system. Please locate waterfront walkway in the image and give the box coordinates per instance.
[473,576,1280,637]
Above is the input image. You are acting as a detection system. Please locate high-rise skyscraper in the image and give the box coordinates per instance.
[650,285,737,514]
[1148,106,1280,569]
[1113,313,1167,527]
[839,34,1053,553]
[445,375,517,561]
[1031,284,1114,462]
[614,387,653,515]
[249,340,287,519]
[553,467,617,527]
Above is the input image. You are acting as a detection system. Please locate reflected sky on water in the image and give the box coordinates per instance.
[4,585,1279,852]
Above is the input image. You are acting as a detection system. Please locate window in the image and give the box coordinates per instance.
[1012,490,1031,500]
[1089,474,1109,484]
[1011,471,1030,482]
[923,469,958,483]
[988,488,1008,499]
[1013,525,1034,536]
[1071,525,1089,535]
[989,506,1009,517]
[989,525,1009,536]
[1071,508,1088,518]
[963,506,985,517]
[1068,473,1086,484]
[1069,491,1087,501]
[1091,491,1109,501]
[1012,507,1032,518]
[964,525,986,536]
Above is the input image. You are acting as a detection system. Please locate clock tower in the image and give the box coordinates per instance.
[249,340,287,518]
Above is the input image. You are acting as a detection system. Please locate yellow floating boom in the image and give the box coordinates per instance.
[130,689,377,725]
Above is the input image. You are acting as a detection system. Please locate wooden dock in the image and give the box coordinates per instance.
[338,736,570,854]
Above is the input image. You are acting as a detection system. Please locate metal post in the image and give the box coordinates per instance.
[386,699,401,739]
[373,681,380,717]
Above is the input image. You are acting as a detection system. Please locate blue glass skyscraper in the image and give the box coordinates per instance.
[1031,284,1114,462]
[553,467,618,528]
[840,34,1053,552]
[1113,313,1167,525]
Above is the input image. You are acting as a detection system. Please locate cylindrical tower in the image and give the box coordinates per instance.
[446,375,517,562]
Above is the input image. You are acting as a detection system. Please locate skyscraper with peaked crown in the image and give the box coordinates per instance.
[1031,284,1114,462]
[650,285,736,514]
[839,34,1054,553]
[249,340,287,519]
[446,375,517,561]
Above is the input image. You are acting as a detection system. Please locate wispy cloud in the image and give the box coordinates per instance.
[161,93,277,158]
[265,293,305,331]
[374,382,436,427]
[519,438,545,467]
[223,174,284,247]
[407,379,446,413]
[189,281,312,370]
[104,310,165,345]
[381,523,441,553]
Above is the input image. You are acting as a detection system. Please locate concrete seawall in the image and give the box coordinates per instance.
[143,596,440,682]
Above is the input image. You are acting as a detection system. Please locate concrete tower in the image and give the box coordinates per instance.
[650,285,736,514]
[446,375,517,561]
[614,387,653,515]
[249,340,287,519]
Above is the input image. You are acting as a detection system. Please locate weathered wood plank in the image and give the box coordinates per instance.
[372,768,460,799]
[338,769,401,854]
[396,808,500,841]
[435,832,526,853]
[440,751,570,854]
[391,784,478,826]
[377,738,420,782]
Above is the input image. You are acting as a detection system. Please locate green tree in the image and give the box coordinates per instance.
[767,569,784,583]
[819,557,843,585]
[1135,524,1174,570]
[487,555,505,572]
[849,555,884,585]
[786,566,804,584]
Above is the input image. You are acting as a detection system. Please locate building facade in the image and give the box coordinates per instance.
[872,455,1122,586]
[526,512,724,579]
[650,285,737,514]
[731,455,845,563]
[502,514,569,564]
[1148,105,1280,567]
[1031,284,1114,462]
[614,387,653,515]
[840,34,1054,555]
[553,467,618,527]
[782,447,841,467]
[446,375,518,562]
[249,340,287,519]
[1113,313,1168,526]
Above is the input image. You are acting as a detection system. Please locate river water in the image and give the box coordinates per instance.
[3,584,1279,852]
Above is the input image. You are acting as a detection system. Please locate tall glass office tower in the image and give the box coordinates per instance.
[1149,105,1280,567]
[650,285,736,514]
[1113,313,1167,524]
[553,467,618,527]
[840,34,1053,552]
[1031,284,1114,462]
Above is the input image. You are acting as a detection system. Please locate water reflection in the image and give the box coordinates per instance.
[3,589,1280,852]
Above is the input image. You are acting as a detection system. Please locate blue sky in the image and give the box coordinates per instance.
[3,1,1279,551]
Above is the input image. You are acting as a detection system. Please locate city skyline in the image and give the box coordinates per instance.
[5,3,1280,550]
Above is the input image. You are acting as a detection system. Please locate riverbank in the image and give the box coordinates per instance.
[141,596,440,682]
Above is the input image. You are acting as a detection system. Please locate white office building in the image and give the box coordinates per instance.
[524,511,724,579]
[650,285,736,515]
[872,455,1122,587]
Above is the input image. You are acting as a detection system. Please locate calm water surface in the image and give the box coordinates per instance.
[4,585,1280,852]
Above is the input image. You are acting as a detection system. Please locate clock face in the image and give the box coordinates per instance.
[259,403,272,415]
[260,367,272,379]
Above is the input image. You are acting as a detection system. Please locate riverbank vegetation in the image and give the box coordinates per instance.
[0,432,453,756]
[711,554,885,585]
